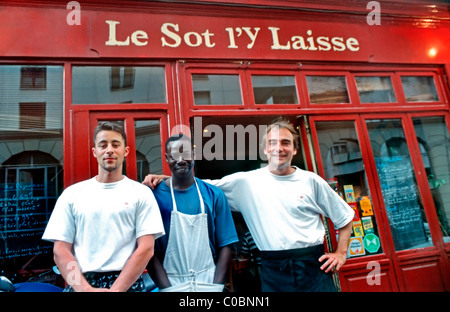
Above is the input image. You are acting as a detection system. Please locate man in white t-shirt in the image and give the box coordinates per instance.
[42,122,164,292]
[144,119,353,292]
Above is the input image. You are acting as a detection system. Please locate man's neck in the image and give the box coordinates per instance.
[169,175,195,190]
[96,169,124,183]
[268,165,296,176]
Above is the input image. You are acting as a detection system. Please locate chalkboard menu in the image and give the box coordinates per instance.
[0,182,53,260]
[375,156,427,250]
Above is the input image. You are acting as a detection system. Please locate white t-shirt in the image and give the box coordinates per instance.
[206,166,354,251]
[42,176,165,273]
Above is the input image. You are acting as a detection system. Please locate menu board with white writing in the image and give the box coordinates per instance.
[0,182,53,259]
[375,156,427,250]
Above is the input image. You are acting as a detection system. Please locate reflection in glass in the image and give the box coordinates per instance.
[20,67,46,90]
[0,65,63,132]
[252,75,298,104]
[413,116,450,242]
[355,76,396,103]
[401,76,439,102]
[72,66,166,104]
[135,120,163,182]
[367,119,432,250]
[306,76,349,104]
[192,74,242,105]
[315,120,382,258]
[0,65,63,272]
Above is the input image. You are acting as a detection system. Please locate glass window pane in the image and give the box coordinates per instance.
[413,117,450,243]
[0,66,63,132]
[315,120,383,258]
[252,75,298,104]
[0,65,63,277]
[306,75,349,104]
[355,76,396,103]
[367,119,433,251]
[192,74,242,105]
[135,120,163,182]
[72,66,166,104]
[401,76,439,102]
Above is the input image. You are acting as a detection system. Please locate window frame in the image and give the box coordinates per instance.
[396,72,444,105]
[184,66,247,110]
[246,69,302,109]
[351,72,401,106]
[70,63,171,107]
[301,71,356,108]
[181,62,449,114]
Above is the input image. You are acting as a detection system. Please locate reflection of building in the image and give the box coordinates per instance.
[0,66,64,268]
[0,66,63,133]
[72,66,166,104]
[325,138,364,178]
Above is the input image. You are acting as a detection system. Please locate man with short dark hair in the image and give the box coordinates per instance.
[43,121,164,292]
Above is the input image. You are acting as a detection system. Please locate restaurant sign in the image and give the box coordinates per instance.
[93,11,369,61]
[105,20,361,53]
[1,5,448,63]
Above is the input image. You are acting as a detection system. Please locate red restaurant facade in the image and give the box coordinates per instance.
[0,0,449,291]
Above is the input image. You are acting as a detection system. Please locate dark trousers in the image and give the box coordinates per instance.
[63,271,150,292]
[260,245,337,292]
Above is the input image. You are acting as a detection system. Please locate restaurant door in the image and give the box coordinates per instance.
[310,113,450,292]
[70,110,168,184]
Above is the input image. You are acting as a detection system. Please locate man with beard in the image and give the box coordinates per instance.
[144,119,354,292]
[147,134,238,292]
